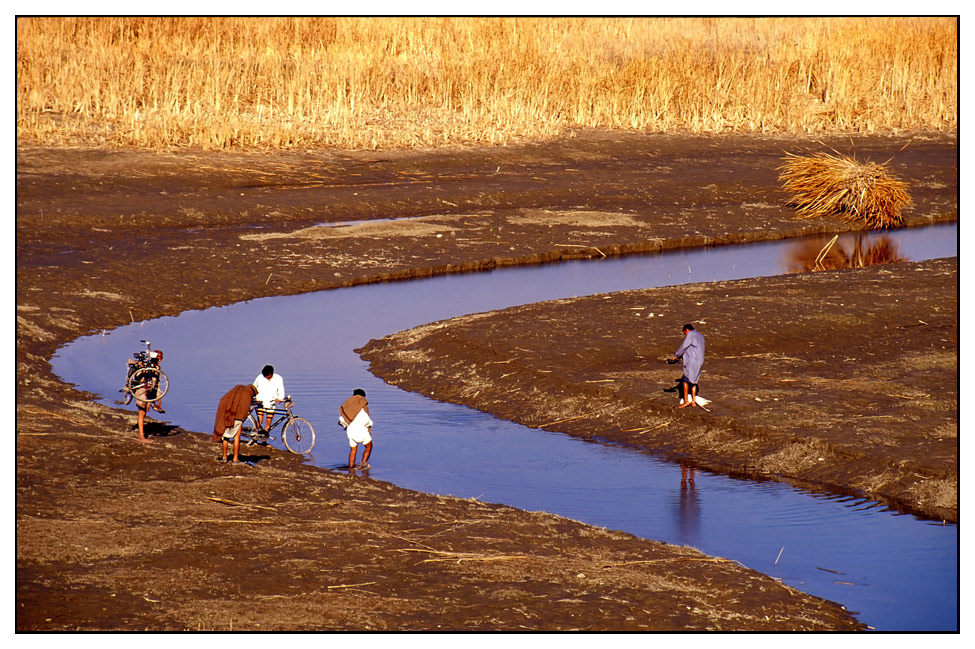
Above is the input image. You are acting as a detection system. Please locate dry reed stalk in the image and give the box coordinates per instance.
[395,548,531,563]
[786,237,847,272]
[205,496,277,511]
[813,235,840,270]
[779,152,912,229]
[19,406,76,422]
[536,411,596,428]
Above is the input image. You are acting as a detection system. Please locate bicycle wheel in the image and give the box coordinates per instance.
[283,417,315,454]
[239,413,261,446]
[126,367,169,403]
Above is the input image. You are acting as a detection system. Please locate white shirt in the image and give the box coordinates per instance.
[253,373,285,407]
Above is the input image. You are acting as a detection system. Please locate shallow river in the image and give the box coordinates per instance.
[53,224,958,631]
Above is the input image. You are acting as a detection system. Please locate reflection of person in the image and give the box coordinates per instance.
[676,463,700,546]
[213,384,258,463]
[132,350,165,444]
[671,324,705,408]
[253,365,285,432]
[339,389,373,469]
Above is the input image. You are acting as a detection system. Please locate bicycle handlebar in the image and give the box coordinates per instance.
[252,398,294,409]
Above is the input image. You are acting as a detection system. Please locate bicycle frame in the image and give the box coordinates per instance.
[250,400,294,436]
[237,397,316,454]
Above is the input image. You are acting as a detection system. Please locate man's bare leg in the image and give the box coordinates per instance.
[138,407,153,443]
[360,441,372,467]
[348,445,358,469]
[678,381,693,408]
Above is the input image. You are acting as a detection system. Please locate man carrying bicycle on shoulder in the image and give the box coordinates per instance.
[253,365,285,434]
[132,349,165,443]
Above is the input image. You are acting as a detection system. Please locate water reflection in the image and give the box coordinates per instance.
[675,463,700,547]
[786,232,907,273]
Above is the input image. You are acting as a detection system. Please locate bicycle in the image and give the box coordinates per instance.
[240,396,316,454]
[120,340,169,406]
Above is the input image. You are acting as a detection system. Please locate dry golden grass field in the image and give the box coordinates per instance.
[17,16,956,150]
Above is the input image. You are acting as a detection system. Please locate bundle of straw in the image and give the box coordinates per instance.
[778,152,912,229]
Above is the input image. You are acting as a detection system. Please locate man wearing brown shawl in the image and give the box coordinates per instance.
[339,388,373,469]
[213,383,258,463]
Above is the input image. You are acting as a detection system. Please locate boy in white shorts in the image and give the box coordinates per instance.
[339,388,373,469]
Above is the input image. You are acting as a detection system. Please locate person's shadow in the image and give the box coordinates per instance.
[134,420,181,439]
[325,462,372,477]
[236,451,272,464]
[215,450,272,465]
[137,422,273,465]
[663,378,682,394]
[350,463,371,477]
[663,378,685,404]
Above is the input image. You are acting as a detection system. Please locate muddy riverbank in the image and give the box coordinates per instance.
[16,132,955,630]
[359,257,957,523]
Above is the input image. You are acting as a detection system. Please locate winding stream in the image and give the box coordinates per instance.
[53,224,958,631]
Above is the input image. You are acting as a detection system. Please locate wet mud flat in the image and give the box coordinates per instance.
[15,132,955,630]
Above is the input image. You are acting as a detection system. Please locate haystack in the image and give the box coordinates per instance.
[778,152,912,229]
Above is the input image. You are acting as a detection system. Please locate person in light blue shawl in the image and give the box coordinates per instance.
[671,323,705,408]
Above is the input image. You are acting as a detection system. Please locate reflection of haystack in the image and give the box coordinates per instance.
[786,233,907,273]
[853,235,906,267]
[787,236,847,272]
[779,152,912,229]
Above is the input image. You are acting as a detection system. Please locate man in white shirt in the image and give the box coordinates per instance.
[253,365,285,432]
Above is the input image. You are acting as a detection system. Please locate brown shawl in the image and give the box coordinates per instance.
[339,394,369,424]
[213,384,257,440]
